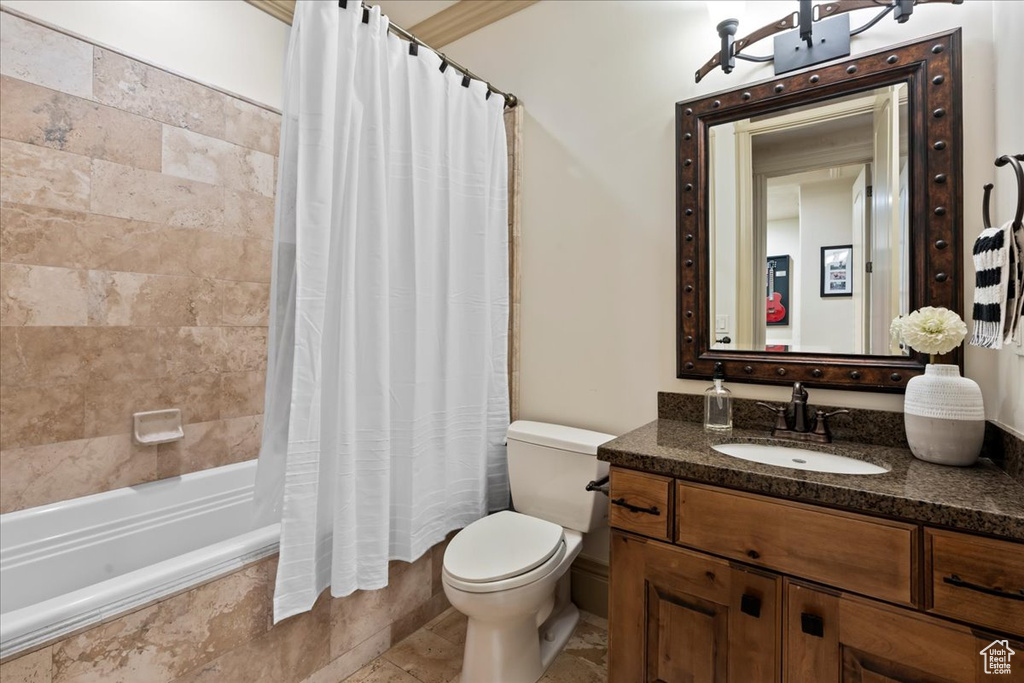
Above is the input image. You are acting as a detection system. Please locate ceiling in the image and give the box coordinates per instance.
[767,165,864,222]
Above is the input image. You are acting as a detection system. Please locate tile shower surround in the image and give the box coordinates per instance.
[0,11,520,683]
[0,11,277,513]
[0,12,525,514]
[0,540,457,683]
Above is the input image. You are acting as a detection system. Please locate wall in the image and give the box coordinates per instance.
[797,178,856,352]
[0,9,457,681]
[0,545,455,683]
[711,122,738,343]
[0,10,277,513]
[443,0,1020,435]
[0,0,288,108]
[991,1,1024,434]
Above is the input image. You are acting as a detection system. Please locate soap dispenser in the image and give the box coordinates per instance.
[704,362,733,432]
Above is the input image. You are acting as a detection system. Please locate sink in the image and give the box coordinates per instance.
[711,443,889,475]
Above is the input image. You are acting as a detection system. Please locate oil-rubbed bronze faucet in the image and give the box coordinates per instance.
[757,382,850,444]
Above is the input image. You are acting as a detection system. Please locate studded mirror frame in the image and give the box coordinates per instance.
[676,29,963,392]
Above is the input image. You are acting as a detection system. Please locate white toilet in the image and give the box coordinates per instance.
[442,420,613,683]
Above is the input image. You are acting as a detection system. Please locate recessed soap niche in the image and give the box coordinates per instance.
[133,409,185,445]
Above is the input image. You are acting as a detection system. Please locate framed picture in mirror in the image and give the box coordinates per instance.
[766,255,790,325]
[820,245,853,298]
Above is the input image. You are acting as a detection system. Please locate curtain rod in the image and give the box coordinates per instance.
[346,1,518,108]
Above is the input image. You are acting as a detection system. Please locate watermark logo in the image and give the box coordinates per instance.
[980,640,1015,675]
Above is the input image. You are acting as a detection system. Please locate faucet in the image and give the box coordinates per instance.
[757,382,850,444]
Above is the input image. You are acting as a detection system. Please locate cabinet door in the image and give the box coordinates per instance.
[785,579,1024,682]
[610,530,781,683]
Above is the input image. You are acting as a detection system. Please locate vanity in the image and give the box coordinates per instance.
[600,401,1024,682]
[603,24,1024,682]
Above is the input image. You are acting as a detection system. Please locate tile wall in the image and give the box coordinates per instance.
[0,12,278,512]
[0,13,502,681]
[0,541,454,683]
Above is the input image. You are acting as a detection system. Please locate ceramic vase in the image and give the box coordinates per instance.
[903,364,985,466]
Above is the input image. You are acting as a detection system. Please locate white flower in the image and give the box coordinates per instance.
[890,315,906,348]
[895,307,967,356]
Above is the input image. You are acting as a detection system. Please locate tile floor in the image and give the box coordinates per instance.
[341,607,608,683]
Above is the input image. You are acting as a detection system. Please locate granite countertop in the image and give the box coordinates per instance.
[598,418,1024,541]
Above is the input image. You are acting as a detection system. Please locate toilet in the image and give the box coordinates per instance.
[442,420,613,683]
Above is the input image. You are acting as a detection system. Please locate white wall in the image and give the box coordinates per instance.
[0,0,289,108]
[711,123,738,344]
[798,179,856,352]
[991,1,1024,435]
[17,1,1015,431]
[445,0,1019,432]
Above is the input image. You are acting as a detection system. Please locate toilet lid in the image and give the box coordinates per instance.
[444,511,565,583]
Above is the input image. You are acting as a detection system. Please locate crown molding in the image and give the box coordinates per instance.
[246,0,295,25]
[410,0,537,47]
[245,0,537,48]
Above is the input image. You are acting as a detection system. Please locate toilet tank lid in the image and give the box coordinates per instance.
[506,421,615,455]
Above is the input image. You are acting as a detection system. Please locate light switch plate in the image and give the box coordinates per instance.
[716,315,729,333]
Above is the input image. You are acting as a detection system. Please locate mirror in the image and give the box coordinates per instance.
[709,85,910,355]
[676,30,963,392]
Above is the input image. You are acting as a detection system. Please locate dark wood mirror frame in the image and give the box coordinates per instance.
[677,29,963,393]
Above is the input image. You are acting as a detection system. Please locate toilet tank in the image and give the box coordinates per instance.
[507,421,614,533]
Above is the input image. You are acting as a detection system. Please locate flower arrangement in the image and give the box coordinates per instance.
[890,306,968,363]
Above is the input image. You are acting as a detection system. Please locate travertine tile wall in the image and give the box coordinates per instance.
[0,11,278,513]
[504,105,522,422]
[0,537,455,683]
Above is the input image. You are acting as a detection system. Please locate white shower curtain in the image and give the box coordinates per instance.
[256,0,510,623]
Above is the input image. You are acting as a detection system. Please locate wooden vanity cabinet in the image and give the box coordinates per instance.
[676,482,918,607]
[785,580,997,682]
[609,469,674,541]
[925,528,1024,636]
[608,466,1024,683]
[610,531,781,683]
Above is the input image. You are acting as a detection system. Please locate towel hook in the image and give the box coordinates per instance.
[982,183,995,229]
[993,154,1024,229]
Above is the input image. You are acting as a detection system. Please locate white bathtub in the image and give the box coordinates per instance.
[0,460,279,660]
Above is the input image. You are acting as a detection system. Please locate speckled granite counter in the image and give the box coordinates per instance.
[597,418,1024,541]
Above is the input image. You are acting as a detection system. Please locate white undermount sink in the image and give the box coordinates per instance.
[711,443,889,475]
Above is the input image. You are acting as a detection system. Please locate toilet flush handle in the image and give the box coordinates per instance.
[585,475,610,497]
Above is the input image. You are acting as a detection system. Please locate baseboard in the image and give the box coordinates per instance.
[570,555,608,618]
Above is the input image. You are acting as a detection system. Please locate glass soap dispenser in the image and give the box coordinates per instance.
[704,362,733,432]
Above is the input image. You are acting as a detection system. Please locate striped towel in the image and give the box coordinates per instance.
[970,220,1023,348]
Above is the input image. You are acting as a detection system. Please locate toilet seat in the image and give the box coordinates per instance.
[443,511,566,593]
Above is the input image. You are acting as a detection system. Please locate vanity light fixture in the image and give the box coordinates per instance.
[697,0,963,83]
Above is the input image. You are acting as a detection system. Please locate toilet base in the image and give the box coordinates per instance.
[444,528,584,683]
[456,599,579,683]
[538,600,580,672]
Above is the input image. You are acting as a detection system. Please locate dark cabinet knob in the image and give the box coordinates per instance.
[801,612,824,637]
[740,593,761,618]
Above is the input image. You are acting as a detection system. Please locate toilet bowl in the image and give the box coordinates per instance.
[442,421,613,683]
[443,512,583,683]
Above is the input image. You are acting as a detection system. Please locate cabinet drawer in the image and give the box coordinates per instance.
[785,580,1005,683]
[609,468,673,541]
[676,482,918,606]
[926,528,1024,636]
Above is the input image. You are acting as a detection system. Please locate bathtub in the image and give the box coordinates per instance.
[0,460,279,660]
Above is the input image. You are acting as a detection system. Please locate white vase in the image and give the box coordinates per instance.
[903,364,985,467]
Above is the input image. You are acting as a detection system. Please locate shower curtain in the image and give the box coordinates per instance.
[255,0,510,623]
